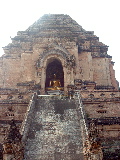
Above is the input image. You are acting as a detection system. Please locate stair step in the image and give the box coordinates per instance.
[23,96,84,160]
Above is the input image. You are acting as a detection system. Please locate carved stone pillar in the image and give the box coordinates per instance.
[63,66,67,93]
[66,55,76,86]
[40,67,45,94]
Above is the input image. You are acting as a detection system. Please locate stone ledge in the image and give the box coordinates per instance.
[88,117,120,125]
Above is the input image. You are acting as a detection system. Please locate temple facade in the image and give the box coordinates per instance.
[0,14,120,160]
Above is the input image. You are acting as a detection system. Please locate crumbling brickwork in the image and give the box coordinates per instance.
[0,14,119,160]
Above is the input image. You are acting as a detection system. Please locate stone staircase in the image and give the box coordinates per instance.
[22,93,87,160]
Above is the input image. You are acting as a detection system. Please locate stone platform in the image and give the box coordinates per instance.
[46,90,64,95]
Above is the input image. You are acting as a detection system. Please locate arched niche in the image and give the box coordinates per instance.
[45,58,64,89]
[39,50,70,94]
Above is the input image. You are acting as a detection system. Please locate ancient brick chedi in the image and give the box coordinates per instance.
[0,14,120,160]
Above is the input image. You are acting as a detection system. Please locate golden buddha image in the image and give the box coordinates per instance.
[46,74,63,91]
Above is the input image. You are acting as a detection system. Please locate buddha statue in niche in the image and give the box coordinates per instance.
[46,74,63,91]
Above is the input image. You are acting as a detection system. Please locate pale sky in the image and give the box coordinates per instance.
[0,0,120,84]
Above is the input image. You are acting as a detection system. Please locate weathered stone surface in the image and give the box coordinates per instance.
[3,120,24,160]
[0,14,119,159]
[23,96,84,160]
[0,14,118,90]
